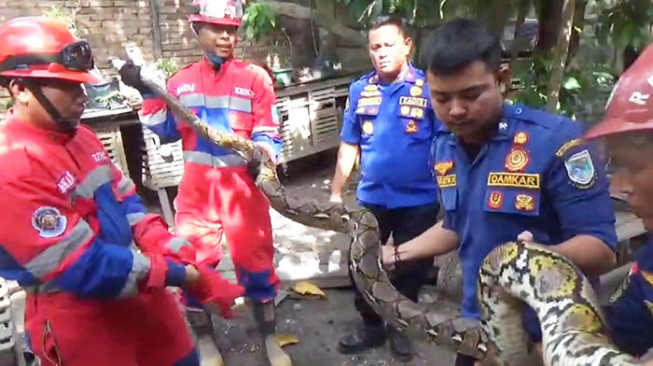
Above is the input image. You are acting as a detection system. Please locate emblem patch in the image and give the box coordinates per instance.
[364,84,379,92]
[362,121,374,135]
[556,138,584,157]
[487,172,540,189]
[513,131,529,145]
[56,171,77,195]
[437,174,456,188]
[434,161,454,176]
[399,97,428,108]
[400,106,411,116]
[410,108,425,119]
[32,206,67,238]
[410,86,422,97]
[488,191,504,209]
[505,148,530,172]
[515,194,535,211]
[564,149,596,189]
[405,120,418,133]
[357,97,382,107]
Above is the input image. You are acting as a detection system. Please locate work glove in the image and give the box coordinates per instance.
[118,59,153,95]
[187,265,245,318]
[247,145,267,181]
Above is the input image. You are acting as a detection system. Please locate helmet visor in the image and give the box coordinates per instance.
[0,40,95,72]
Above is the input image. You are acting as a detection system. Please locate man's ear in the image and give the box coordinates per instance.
[498,64,512,95]
[404,36,414,58]
[8,79,29,104]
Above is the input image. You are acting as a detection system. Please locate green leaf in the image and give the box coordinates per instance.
[563,77,581,91]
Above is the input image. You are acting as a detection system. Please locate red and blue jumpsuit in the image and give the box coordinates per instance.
[0,111,200,366]
[139,57,282,301]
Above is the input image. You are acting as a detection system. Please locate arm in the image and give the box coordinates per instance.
[330,89,361,203]
[0,177,189,299]
[112,165,197,264]
[546,131,618,276]
[383,221,460,266]
[250,67,282,164]
[139,94,182,144]
[330,142,359,203]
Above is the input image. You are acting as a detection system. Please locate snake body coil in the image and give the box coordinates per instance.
[140,76,641,365]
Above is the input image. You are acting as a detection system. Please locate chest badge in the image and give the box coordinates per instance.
[410,86,422,96]
[488,191,504,209]
[505,147,530,172]
[405,120,418,133]
[564,149,596,189]
[434,161,454,176]
[364,84,379,92]
[515,194,535,211]
[32,206,67,238]
[513,131,529,145]
[362,121,374,135]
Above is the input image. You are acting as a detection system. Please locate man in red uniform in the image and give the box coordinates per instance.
[119,1,289,365]
[0,16,244,366]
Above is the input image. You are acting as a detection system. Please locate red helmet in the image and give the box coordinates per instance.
[189,0,244,27]
[585,42,653,140]
[0,17,99,84]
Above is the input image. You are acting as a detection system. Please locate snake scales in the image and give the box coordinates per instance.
[138,74,641,366]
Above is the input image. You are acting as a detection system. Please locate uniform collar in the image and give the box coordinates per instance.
[368,62,421,85]
[200,56,234,75]
[4,109,76,144]
[439,103,519,145]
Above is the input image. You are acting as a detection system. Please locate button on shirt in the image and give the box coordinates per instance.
[431,103,618,318]
[340,65,441,208]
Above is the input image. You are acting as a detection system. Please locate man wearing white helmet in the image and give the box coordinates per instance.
[119,1,289,365]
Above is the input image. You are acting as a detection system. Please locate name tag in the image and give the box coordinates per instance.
[487,172,540,189]
[358,97,382,107]
[437,174,457,188]
[399,96,427,108]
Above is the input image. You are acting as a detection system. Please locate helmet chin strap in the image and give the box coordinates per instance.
[22,79,79,134]
[205,52,228,71]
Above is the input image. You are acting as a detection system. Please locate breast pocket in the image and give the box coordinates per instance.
[356,108,379,141]
[398,106,430,141]
[483,189,541,217]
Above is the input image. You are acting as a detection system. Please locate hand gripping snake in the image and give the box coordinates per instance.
[131,68,642,366]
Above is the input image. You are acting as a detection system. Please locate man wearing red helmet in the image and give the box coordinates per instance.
[119,1,289,365]
[585,43,653,362]
[0,16,245,366]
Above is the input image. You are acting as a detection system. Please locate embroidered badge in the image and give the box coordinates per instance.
[410,86,422,96]
[437,174,456,188]
[513,131,529,145]
[487,172,540,189]
[505,148,530,172]
[434,161,454,176]
[56,171,77,195]
[564,149,596,189]
[32,206,67,238]
[362,121,374,135]
[364,84,379,92]
[405,120,418,133]
[400,106,411,116]
[488,191,504,209]
[410,108,425,119]
[515,194,535,211]
[415,79,424,87]
[357,97,382,107]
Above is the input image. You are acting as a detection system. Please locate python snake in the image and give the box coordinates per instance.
[139,75,642,366]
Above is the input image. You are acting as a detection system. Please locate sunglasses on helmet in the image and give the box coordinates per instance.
[0,40,95,72]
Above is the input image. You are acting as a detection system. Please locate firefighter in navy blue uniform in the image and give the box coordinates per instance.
[330,16,441,362]
[380,18,618,366]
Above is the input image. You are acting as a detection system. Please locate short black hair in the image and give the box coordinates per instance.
[368,15,411,39]
[422,18,501,76]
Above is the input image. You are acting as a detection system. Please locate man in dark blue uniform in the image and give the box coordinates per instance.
[584,42,653,362]
[330,15,441,362]
[382,18,618,365]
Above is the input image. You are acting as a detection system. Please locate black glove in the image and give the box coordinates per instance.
[247,146,266,181]
[118,60,152,95]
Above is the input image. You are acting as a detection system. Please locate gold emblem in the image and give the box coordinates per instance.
[410,86,422,96]
[515,194,535,211]
[400,106,411,116]
[362,121,374,135]
[410,108,424,119]
[434,161,454,176]
[405,120,418,133]
[505,148,529,172]
[514,131,529,145]
[437,174,456,188]
[488,191,503,209]
[364,84,379,92]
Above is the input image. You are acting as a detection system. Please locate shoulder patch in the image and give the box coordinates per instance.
[555,138,584,157]
[32,206,67,238]
[564,149,596,189]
